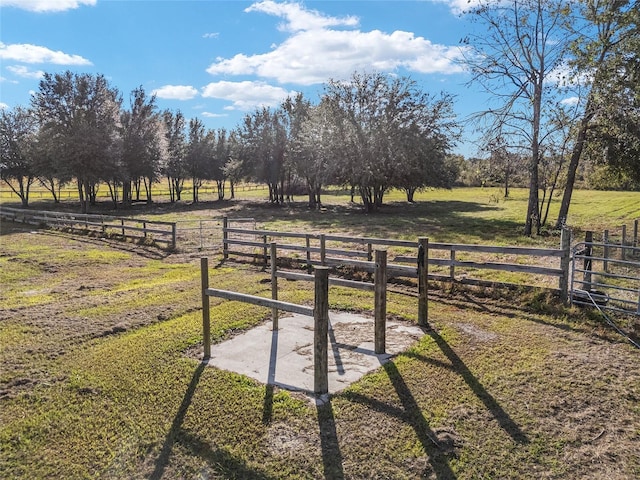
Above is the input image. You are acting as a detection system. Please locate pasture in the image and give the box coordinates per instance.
[1,187,639,479]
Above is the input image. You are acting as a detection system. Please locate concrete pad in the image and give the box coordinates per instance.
[206,311,425,395]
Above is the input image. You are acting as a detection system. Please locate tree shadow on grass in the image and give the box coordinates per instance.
[150,362,273,480]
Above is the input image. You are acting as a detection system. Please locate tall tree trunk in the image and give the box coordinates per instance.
[555,104,594,229]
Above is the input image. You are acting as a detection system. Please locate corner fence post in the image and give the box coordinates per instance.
[374,250,387,354]
[314,267,329,395]
[222,215,229,260]
[559,228,571,302]
[270,242,278,330]
[201,257,211,359]
[418,237,429,327]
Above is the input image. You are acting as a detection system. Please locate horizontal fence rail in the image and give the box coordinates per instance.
[222,216,571,297]
[0,206,176,249]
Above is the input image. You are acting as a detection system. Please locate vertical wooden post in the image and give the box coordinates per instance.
[222,215,229,260]
[603,229,609,272]
[367,242,373,262]
[584,231,593,292]
[143,221,147,239]
[198,220,203,250]
[101,217,106,234]
[201,258,211,359]
[633,219,638,247]
[314,267,329,395]
[306,234,312,273]
[270,242,278,330]
[258,234,266,268]
[121,218,125,237]
[418,237,429,327]
[171,223,177,250]
[621,224,627,260]
[320,234,326,266]
[449,249,456,280]
[559,228,571,302]
[374,250,387,354]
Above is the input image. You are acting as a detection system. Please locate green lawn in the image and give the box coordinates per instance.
[1,188,639,479]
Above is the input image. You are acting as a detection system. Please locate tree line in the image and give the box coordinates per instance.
[1,71,458,214]
[1,0,638,235]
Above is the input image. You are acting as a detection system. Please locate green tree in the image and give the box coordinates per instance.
[0,106,37,207]
[31,71,122,213]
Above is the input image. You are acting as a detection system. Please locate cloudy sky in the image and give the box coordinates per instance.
[1,0,493,156]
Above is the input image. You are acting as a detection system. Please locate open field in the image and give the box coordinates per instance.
[1,188,640,479]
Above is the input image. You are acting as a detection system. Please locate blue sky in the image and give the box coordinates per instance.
[1,0,496,157]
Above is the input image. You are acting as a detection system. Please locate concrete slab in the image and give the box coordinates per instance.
[206,311,425,395]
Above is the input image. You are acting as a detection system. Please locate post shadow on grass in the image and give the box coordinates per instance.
[262,329,279,424]
[317,398,345,480]
[407,328,529,445]
[343,362,457,480]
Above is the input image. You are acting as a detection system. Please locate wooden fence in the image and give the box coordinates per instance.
[222,216,572,298]
[0,206,176,249]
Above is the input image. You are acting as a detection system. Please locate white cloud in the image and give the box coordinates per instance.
[201,80,297,110]
[0,42,92,65]
[201,112,228,118]
[207,27,465,85]
[1,0,96,12]
[560,96,580,106]
[152,85,199,100]
[203,32,219,39]
[246,0,359,32]
[6,65,45,79]
[0,102,8,110]
[427,0,501,15]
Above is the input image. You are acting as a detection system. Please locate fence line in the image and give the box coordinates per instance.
[222,216,571,298]
[0,206,176,249]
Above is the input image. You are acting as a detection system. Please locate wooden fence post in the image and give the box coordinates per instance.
[621,224,627,260]
[201,257,211,359]
[418,237,429,327]
[314,267,330,395]
[320,234,326,266]
[559,228,571,302]
[634,219,638,247]
[367,243,373,262]
[449,249,456,280]
[270,242,278,330]
[143,221,147,239]
[305,234,312,273]
[262,235,268,269]
[584,231,593,292]
[222,215,229,260]
[171,223,177,250]
[374,250,387,354]
[603,229,609,272]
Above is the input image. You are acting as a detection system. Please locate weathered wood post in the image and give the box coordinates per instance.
[201,257,211,359]
[320,234,326,266]
[559,228,571,302]
[262,235,268,269]
[367,242,373,262]
[305,234,312,273]
[170,223,177,250]
[603,229,609,272]
[449,249,456,280]
[222,215,229,260]
[314,267,330,395]
[633,219,638,248]
[121,218,125,237]
[621,224,627,260]
[143,221,147,239]
[270,242,278,330]
[374,249,387,354]
[418,237,429,327]
[583,231,593,292]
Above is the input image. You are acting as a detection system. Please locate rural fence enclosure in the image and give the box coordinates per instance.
[0,206,176,249]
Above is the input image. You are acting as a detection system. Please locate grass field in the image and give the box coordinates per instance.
[1,187,639,479]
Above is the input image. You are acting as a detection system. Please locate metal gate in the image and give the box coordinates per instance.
[571,238,640,316]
